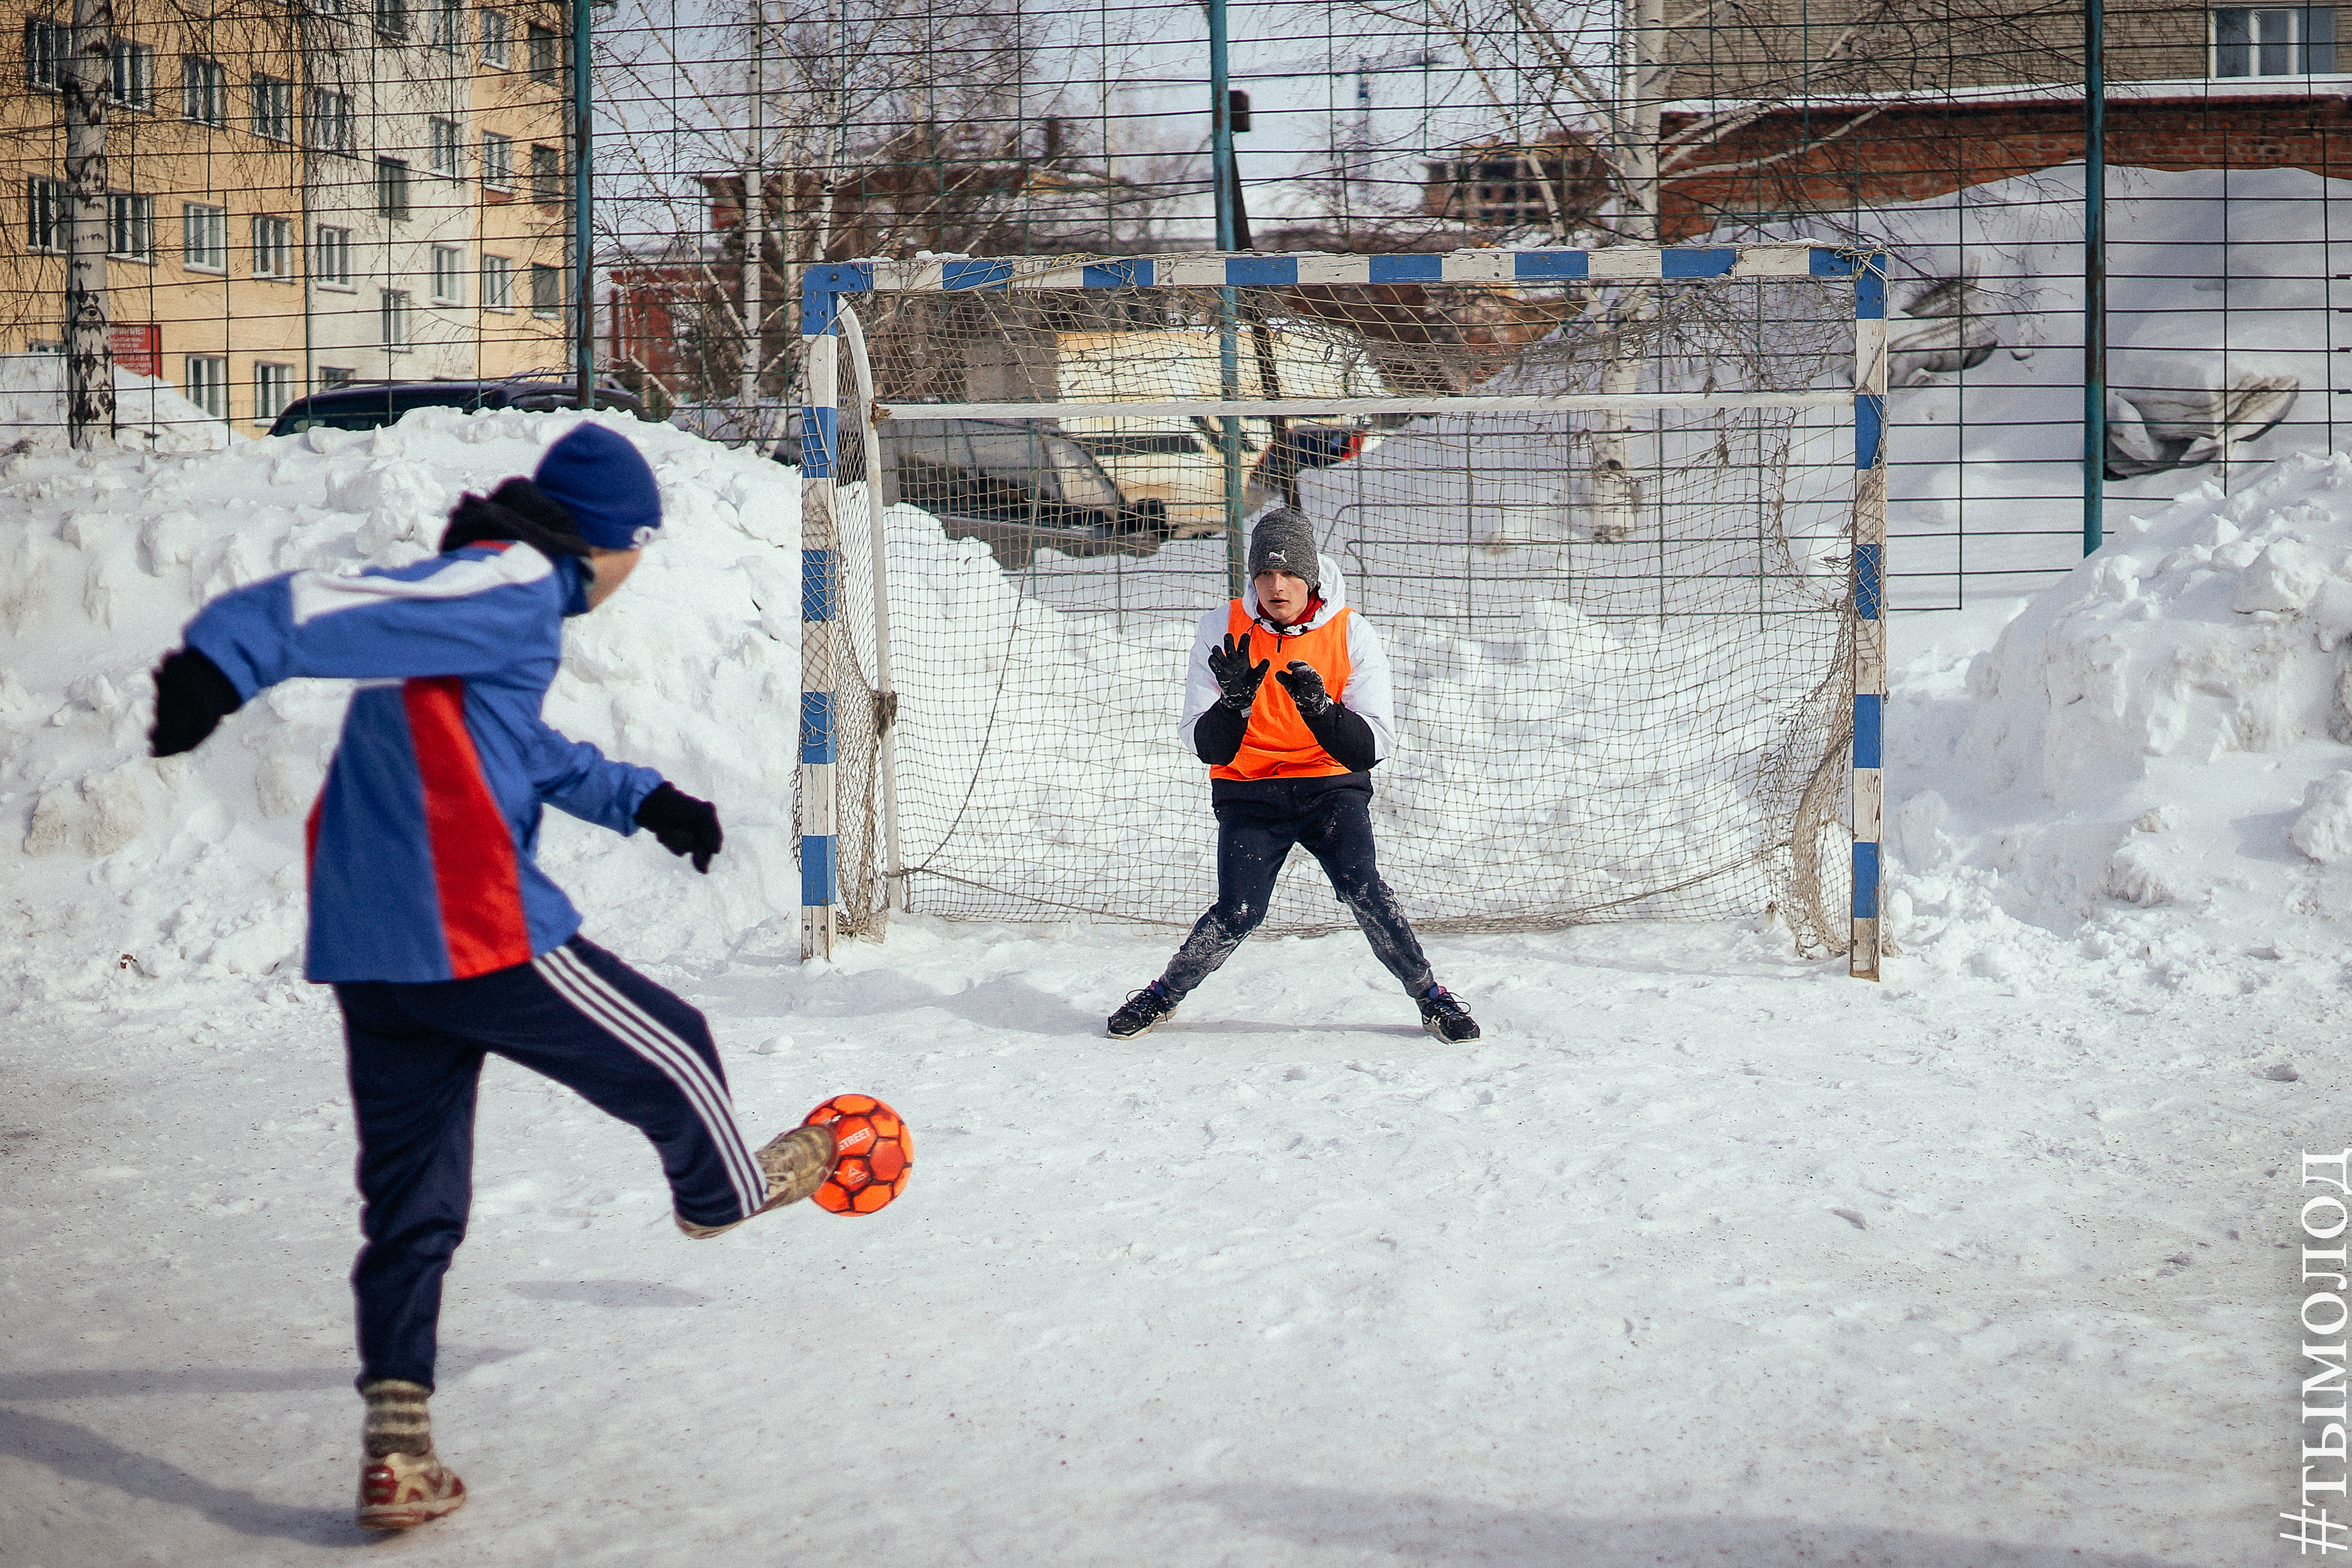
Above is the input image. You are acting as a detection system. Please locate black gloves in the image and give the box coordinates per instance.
[1276,660,1333,717]
[149,648,244,757]
[1279,660,1379,772]
[635,782,724,873]
[1206,632,1269,714]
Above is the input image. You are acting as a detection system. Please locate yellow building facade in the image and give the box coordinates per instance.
[1,0,569,433]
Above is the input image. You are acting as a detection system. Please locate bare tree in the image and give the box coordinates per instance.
[62,0,113,447]
[599,0,1136,443]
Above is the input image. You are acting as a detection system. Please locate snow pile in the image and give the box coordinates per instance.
[1732,164,2352,598]
[0,408,803,998]
[0,351,238,452]
[1889,447,2352,983]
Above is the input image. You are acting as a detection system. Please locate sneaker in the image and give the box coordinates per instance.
[1417,984,1481,1043]
[676,1123,838,1239]
[1107,980,1178,1040]
[357,1448,466,1531]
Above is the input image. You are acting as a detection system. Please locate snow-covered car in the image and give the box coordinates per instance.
[1066,418,1373,537]
[878,418,1170,570]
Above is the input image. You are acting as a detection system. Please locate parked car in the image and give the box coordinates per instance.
[1065,417,1373,535]
[267,376,644,438]
[874,418,1168,570]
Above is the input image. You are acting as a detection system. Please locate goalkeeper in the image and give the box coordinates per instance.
[1107,507,1480,1043]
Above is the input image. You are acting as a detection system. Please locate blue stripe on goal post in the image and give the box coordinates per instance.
[798,276,846,960]
[1845,248,1889,979]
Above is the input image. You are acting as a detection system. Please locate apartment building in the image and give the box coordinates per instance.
[1,0,568,432]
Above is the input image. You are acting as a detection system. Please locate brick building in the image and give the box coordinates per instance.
[1424,0,2351,235]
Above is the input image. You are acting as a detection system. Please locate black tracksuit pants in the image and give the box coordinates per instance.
[333,934,765,1390]
[1158,773,1434,1000]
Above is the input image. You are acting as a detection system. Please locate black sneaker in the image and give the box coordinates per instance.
[1107,981,1178,1040]
[1418,984,1480,1043]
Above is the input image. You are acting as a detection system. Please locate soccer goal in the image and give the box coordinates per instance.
[793,246,1888,979]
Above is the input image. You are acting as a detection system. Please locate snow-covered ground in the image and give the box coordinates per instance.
[5,416,2347,1563]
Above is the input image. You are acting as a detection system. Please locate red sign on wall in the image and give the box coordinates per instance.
[109,322,160,378]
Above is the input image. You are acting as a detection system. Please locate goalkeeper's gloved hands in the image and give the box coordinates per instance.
[1277,660,1334,718]
[149,647,244,758]
[635,782,724,873]
[1207,633,1269,713]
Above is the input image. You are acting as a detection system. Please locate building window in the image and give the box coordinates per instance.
[530,263,562,318]
[1423,151,1595,227]
[376,156,410,219]
[182,202,226,271]
[382,288,413,351]
[529,142,561,204]
[25,15,61,89]
[255,361,294,422]
[481,252,513,311]
[185,356,228,418]
[526,21,557,80]
[430,0,460,50]
[480,7,508,66]
[2213,6,2337,72]
[429,117,461,176]
[482,131,513,191]
[251,74,292,140]
[431,244,464,303]
[252,213,291,277]
[309,88,352,152]
[107,191,152,259]
[27,175,64,252]
[180,55,225,124]
[316,223,353,287]
[320,365,354,387]
[109,37,152,107]
[373,0,407,39]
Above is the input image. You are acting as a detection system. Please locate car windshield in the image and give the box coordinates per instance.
[1045,441,1120,511]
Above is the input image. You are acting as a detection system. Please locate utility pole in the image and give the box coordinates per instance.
[63,0,113,449]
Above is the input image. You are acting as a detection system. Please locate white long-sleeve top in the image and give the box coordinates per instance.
[1176,553,1397,764]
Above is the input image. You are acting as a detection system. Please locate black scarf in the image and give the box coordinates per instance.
[437,478,593,558]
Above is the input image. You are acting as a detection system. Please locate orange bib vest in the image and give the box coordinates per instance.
[1211,599,1355,781]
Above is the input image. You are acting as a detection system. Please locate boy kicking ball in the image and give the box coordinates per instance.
[1107,506,1479,1043]
[147,425,840,1530]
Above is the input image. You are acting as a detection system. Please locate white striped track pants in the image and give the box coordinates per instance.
[334,934,762,1388]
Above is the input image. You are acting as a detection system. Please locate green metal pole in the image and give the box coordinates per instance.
[1210,0,1243,597]
[2083,0,2105,554]
[572,0,594,408]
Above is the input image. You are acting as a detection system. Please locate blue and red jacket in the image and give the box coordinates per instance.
[182,542,664,984]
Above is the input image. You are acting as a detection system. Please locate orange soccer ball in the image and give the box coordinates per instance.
[802,1094,912,1216]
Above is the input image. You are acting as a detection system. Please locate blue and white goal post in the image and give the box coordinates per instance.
[794,244,1888,975]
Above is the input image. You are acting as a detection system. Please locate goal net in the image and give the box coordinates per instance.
[801,248,1880,968]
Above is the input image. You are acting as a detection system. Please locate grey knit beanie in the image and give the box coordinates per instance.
[1246,507,1320,589]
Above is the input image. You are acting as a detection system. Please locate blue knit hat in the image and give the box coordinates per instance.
[533,424,662,549]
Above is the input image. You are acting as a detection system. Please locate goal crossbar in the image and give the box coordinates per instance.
[790,244,1890,979]
[889,392,1856,422]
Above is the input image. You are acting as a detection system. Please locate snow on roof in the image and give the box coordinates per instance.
[1664,73,2352,117]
